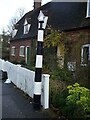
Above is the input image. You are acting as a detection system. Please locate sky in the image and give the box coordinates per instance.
[0,0,51,34]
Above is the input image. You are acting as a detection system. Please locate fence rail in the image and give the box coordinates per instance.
[0,59,50,109]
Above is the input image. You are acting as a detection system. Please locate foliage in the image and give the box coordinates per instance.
[1,30,10,60]
[51,67,72,82]
[66,83,90,119]
[44,28,67,48]
[43,46,57,73]
[50,82,90,119]
[49,79,68,110]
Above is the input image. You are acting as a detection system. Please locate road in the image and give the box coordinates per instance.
[1,79,57,119]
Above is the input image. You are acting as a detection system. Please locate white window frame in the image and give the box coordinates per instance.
[11,46,15,56]
[81,44,90,66]
[24,19,31,34]
[86,0,90,18]
[12,29,18,38]
[19,46,25,57]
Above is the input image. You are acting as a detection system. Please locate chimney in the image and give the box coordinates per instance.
[34,0,42,10]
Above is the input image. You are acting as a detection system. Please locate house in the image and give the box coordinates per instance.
[10,0,90,87]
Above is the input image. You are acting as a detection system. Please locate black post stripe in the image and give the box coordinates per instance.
[35,68,42,82]
[33,94,41,109]
[40,22,43,29]
[39,22,44,30]
[38,28,44,30]
[33,94,41,103]
[37,42,43,55]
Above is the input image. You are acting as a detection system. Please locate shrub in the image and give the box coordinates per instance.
[49,80,68,111]
[66,83,90,119]
[51,68,72,82]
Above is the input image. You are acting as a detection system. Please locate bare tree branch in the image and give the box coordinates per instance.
[6,8,26,37]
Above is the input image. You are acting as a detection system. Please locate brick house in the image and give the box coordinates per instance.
[10,1,90,86]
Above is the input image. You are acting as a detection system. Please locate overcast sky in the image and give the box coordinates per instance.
[0,0,51,34]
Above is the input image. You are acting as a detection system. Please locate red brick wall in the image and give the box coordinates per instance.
[65,28,90,64]
[65,28,90,87]
[10,39,31,63]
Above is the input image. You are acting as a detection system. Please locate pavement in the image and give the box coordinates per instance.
[1,78,58,119]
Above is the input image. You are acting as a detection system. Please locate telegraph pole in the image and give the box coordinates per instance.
[33,11,48,109]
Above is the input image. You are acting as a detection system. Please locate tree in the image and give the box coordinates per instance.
[1,29,10,60]
[7,8,26,37]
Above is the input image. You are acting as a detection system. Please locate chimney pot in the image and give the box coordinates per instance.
[34,0,42,9]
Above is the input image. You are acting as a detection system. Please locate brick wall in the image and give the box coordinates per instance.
[10,39,31,63]
[65,28,90,87]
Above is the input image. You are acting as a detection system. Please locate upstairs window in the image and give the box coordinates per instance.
[12,29,18,38]
[86,0,90,18]
[24,19,31,34]
[81,44,90,66]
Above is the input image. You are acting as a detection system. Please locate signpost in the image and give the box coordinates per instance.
[33,11,48,109]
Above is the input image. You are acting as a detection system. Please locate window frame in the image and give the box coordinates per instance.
[24,19,31,34]
[11,46,16,56]
[86,0,90,18]
[12,29,18,38]
[81,44,90,66]
[19,46,25,57]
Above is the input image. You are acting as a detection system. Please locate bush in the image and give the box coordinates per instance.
[49,80,68,111]
[50,82,90,119]
[51,68,72,82]
[65,83,90,119]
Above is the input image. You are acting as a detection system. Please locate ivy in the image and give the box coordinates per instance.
[44,28,67,48]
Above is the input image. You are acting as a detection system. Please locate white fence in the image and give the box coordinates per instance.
[0,59,50,109]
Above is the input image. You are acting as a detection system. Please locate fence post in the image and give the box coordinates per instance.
[2,60,5,71]
[17,64,21,87]
[42,74,50,109]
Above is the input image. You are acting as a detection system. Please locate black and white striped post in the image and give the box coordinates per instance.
[33,11,48,109]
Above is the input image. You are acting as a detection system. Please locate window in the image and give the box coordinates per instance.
[24,19,31,34]
[86,0,90,18]
[12,29,18,38]
[81,44,90,66]
[19,46,25,57]
[11,46,15,56]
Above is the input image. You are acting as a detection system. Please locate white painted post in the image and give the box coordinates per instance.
[2,60,5,71]
[42,74,50,109]
[17,64,21,87]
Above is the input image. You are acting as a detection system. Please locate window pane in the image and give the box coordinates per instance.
[24,24,31,34]
[87,0,90,17]
[11,47,15,56]
[88,0,90,16]
[83,47,89,63]
[20,46,25,56]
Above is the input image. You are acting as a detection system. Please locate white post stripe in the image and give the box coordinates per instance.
[43,17,48,29]
[36,55,43,68]
[34,82,41,95]
[37,30,44,42]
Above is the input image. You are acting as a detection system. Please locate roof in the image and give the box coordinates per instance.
[12,2,90,40]
[49,2,90,31]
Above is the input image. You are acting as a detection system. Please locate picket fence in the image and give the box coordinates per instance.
[0,59,50,109]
